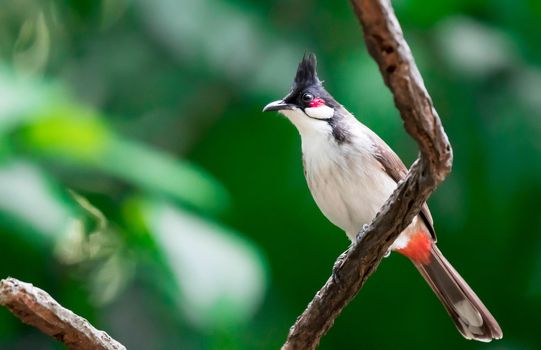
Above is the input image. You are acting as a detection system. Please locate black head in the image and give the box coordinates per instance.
[262,53,338,117]
[262,53,350,144]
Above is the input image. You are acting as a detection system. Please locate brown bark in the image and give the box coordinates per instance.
[0,277,126,350]
[281,0,453,349]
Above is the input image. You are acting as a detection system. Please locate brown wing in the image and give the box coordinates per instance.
[367,130,436,241]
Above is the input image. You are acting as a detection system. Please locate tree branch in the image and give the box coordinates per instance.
[281,0,453,349]
[0,277,126,350]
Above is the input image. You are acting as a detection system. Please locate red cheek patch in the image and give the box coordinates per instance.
[309,98,325,107]
[396,231,432,264]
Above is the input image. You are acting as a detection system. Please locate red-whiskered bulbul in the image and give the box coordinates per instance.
[263,53,502,342]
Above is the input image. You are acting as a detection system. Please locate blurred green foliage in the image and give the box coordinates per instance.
[0,0,540,349]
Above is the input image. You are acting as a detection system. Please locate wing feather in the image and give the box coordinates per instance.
[367,130,436,241]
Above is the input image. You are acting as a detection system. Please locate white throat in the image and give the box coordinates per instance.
[280,106,335,138]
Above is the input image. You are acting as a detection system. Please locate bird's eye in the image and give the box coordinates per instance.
[302,93,314,103]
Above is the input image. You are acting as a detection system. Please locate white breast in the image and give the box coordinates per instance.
[301,122,398,241]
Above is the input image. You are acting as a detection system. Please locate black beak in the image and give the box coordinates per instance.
[262,100,294,112]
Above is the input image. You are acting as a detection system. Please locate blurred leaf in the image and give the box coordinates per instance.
[20,104,111,161]
[54,192,134,304]
[13,11,50,76]
[135,0,301,95]
[0,69,60,135]
[0,160,74,240]
[143,200,268,329]
[104,139,229,214]
[9,83,229,214]
[434,17,518,77]
[89,252,135,304]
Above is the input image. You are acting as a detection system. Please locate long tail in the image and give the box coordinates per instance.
[412,245,503,342]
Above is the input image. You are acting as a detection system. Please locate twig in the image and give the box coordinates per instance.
[281,0,453,349]
[0,277,126,350]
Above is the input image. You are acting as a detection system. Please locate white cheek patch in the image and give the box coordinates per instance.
[304,105,334,120]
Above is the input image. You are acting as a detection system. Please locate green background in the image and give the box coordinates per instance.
[0,0,540,349]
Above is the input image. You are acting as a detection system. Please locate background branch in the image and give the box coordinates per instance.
[0,277,126,350]
[281,0,453,349]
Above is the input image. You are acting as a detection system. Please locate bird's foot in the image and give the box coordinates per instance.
[331,249,349,285]
[332,263,341,285]
[356,224,370,242]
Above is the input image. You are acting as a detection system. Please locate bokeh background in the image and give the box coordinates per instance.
[0,0,540,349]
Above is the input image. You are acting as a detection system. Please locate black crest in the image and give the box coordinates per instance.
[294,53,320,88]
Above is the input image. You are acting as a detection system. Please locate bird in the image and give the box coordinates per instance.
[262,53,502,342]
